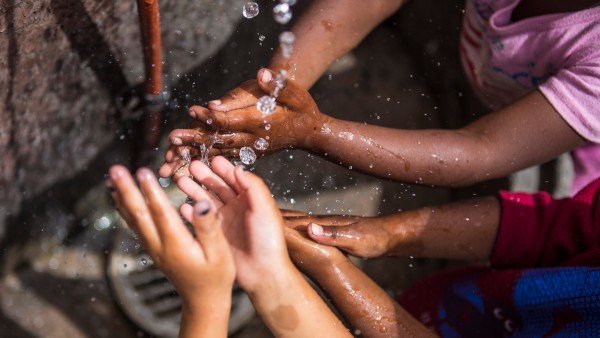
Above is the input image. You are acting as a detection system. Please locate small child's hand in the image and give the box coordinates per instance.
[285,215,394,259]
[176,156,294,292]
[283,223,350,275]
[107,165,235,311]
[168,68,327,162]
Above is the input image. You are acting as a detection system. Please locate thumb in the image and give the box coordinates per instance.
[307,223,359,253]
[256,68,316,113]
[191,200,225,259]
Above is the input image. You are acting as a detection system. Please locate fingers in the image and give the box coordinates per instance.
[207,80,263,112]
[136,168,190,246]
[189,200,227,260]
[256,68,316,113]
[188,160,238,203]
[190,105,267,133]
[168,128,214,148]
[280,209,309,217]
[233,165,279,214]
[108,165,160,252]
[209,156,243,194]
[307,223,362,251]
[176,176,223,208]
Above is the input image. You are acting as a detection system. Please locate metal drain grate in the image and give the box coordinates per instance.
[107,220,255,337]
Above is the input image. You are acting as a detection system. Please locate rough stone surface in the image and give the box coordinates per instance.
[0,0,241,238]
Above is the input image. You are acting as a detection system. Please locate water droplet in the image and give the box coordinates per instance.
[242,2,259,18]
[206,118,212,125]
[254,138,269,151]
[265,123,272,130]
[158,177,171,188]
[258,34,266,42]
[279,31,295,58]
[256,95,276,115]
[141,258,148,265]
[273,3,292,24]
[240,147,257,165]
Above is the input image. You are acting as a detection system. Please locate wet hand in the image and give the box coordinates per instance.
[107,165,235,307]
[185,68,327,156]
[286,215,394,259]
[176,156,294,293]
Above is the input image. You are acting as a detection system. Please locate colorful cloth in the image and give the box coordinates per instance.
[398,177,600,336]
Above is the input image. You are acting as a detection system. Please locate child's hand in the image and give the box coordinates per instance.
[283,223,350,276]
[176,156,294,292]
[285,215,394,258]
[107,165,235,313]
[167,69,327,162]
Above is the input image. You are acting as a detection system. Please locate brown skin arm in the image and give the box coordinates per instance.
[285,227,437,338]
[205,0,405,114]
[163,68,585,187]
[269,0,406,89]
[286,196,501,261]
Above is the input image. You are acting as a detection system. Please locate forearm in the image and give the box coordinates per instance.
[383,196,501,261]
[179,295,231,338]
[302,91,584,187]
[306,258,436,337]
[304,115,492,187]
[247,264,351,337]
[269,0,406,89]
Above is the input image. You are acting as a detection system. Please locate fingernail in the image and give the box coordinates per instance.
[188,109,197,119]
[209,99,222,106]
[172,137,182,145]
[137,167,153,181]
[310,223,323,236]
[261,70,272,83]
[194,200,211,216]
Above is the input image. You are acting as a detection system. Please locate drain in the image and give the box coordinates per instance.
[107,220,255,337]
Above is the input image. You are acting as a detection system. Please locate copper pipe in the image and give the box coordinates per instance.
[136,0,163,151]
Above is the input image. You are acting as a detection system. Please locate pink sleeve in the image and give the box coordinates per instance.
[539,55,600,143]
[490,177,600,268]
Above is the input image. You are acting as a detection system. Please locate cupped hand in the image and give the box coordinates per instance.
[107,165,235,306]
[285,215,395,259]
[176,156,294,293]
[179,69,327,157]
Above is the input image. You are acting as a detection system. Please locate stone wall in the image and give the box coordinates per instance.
[0,0,240,238]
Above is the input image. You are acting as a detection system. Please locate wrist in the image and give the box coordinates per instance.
[299,114,336,152]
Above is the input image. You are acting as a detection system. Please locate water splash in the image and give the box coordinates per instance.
[240,147,257,165]
[279,31,295,58]
[254,138,269,151]
[257,95,276,115]
[242,2,259,19]
[273,3,292,24]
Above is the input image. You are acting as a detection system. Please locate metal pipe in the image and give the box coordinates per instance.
[136,0,164,154]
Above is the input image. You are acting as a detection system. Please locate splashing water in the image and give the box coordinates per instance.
[181,147,192,164]
[257,95,276,115]
[273,3,292,24]
[242,2,259,19]
[254,138,269,151]
[240,147,257,165]
[279,31,295,58]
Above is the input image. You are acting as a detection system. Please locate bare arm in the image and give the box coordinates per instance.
[269,0,406,89]
[165,70,585,188]
[305,90,585,187]
[177,158,351,338]
[285,227,436,337]
[285,196,501,261]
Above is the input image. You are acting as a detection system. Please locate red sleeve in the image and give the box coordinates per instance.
[490,177,600,268]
